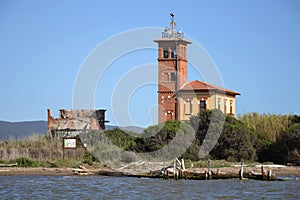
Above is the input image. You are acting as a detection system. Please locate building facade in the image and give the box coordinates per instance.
[155,14,240,123]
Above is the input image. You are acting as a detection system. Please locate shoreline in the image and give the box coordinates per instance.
[0,165,299,177]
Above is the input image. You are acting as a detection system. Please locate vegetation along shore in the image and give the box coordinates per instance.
[0,110,299,178]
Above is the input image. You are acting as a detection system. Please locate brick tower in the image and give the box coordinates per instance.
[154,13,191,123]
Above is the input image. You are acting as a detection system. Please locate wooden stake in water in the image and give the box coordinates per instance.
[181,159,186,179]
[267,170,272,181]
[173,159,176,179]
[239,160,244,180]
[207,159,212,179]
[261,165,265,180]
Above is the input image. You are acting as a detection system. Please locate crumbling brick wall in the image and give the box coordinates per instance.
[47,109,107,136]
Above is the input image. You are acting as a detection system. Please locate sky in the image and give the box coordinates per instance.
[0,0,300,127]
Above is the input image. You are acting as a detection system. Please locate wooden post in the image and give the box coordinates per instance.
[239,160,244,180]
[181,159,186,179]
[173,159,176,180]
[208,170,212,180]
[207,159,212,180]
[267,170,272,181]
[261,165,265,180]
[175,158,182,179]
[62,138,65,159]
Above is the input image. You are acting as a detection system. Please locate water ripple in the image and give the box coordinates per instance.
[0,176,299,199]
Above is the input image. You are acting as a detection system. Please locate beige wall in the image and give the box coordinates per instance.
[212,94,237,116]
[178,92,237,121]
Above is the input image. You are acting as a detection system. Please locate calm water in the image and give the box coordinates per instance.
[0,176,299,199]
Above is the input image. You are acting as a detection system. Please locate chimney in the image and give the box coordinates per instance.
[47,109,52,132]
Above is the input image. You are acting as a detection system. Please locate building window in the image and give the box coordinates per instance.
[199,100,206,111]
[217,98,221,110]
[230,100,233,115]
[163,49,168,58]
[184,99,192,115]
[224,99,227,114]
[171,49,176,58]
[170,72,176,81]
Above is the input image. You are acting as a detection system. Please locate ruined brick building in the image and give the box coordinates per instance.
[47,109,108,136]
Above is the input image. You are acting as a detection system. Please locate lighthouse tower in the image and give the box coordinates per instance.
[154,13,191,123]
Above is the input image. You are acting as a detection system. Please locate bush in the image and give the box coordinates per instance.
[83,151,97,165]
[16,157,39,167]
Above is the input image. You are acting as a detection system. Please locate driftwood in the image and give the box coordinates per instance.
[73,165,94,176]
[96,160,279,181]
[0,163,17,167]
[96,168,278,181]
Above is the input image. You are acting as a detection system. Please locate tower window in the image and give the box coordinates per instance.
[171,49,176,58]
[170,72,176,81]
[163,49,168,58]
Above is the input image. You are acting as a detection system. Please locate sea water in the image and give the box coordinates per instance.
[0,176,299,199]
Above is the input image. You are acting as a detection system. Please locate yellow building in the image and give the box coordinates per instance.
[177,80,239,121]
[155,14,240,123]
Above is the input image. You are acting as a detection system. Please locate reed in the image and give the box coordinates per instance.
[0,134,85,167]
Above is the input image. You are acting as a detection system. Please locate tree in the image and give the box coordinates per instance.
[267,123,300,165]
[211,116,256,161]
[185,110,257,162]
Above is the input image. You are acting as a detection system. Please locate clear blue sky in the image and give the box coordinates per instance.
[0,0,299,127]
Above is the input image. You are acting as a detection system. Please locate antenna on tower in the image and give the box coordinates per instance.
[170,13,176,35]
[161,13,183,39]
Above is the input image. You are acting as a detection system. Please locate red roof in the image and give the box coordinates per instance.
[179,80,240,96]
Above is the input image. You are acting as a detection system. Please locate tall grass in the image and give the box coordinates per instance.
[0,134,62,161]
[0,134,86,167]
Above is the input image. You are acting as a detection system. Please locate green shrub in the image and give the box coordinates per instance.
[16,157,39,167]
[54,159,80,168]
[83,151,97,165]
